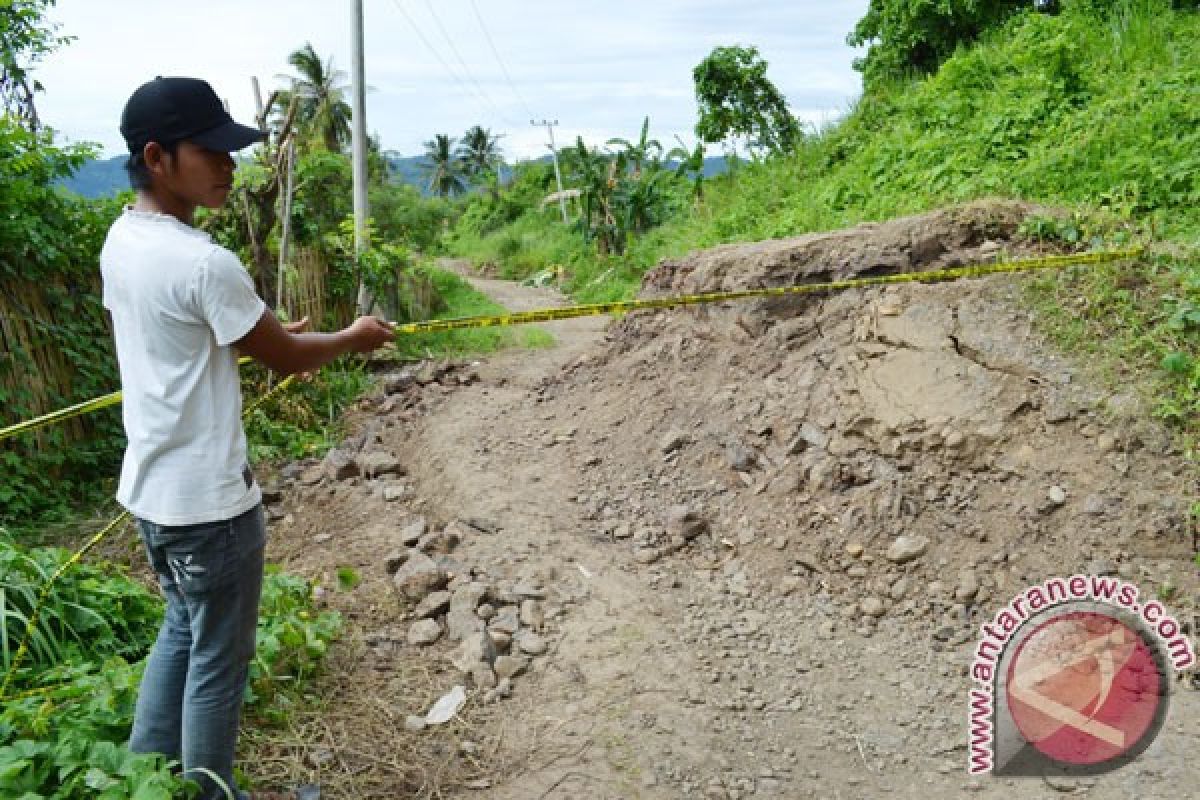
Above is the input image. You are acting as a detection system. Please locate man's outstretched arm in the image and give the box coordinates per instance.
[235,311,394,376]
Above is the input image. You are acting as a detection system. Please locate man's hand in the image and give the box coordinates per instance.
[345,316,395,353]
[284,316,311,334]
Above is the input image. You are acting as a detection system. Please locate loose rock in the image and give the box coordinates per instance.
[886,535,929,564]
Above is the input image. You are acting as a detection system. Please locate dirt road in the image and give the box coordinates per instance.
[266,208,1198,799]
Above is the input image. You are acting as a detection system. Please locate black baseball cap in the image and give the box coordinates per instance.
[120,76,265,153]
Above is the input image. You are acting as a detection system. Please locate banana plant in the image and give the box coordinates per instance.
[564,137,627,255]
[606,116,663,179]
[667,136,707,205]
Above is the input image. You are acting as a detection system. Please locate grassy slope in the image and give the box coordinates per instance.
[450,2,1200,459]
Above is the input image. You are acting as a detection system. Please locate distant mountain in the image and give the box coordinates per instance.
[383,153,429,191]
[383,153,515,195]
[701,156,734,177]
[60,152,733,200]
[60,155,129,198]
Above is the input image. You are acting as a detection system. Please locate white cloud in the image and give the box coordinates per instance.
[33,0,868,160]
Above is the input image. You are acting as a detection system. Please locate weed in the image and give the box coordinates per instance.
[336,566,361,591]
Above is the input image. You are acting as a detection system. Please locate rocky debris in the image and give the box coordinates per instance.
[450,630,497,679]
[666,506,709,541]
[418,526,462,555]
[885,535,929,564]
[399,516,427,546]
[493,654,529,680]
[322,448,359,482]
[860,597,886,617]
[413,590,451,619]
[357,450,403,479]
[519,599,544,630]
[725,439,758,471]
[660,429,691,454]
[391,550,449,602]
[407,619,442,646]
[514,630,548,656]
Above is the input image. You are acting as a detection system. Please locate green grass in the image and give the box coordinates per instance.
[244,363,371,464]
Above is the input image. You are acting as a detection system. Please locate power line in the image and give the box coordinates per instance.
[385,0,505,127]
[469,0,537,122]
[419,0,519,126]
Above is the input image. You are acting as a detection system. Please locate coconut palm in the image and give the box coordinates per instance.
[421,133,467,197]
[276,42,352,152]
[457,125,504,183]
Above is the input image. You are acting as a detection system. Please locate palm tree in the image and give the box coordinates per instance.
[456,125,504,183]
[277,42,352,152]
[421,134,466,197]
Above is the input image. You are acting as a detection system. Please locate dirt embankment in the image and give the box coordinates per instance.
[262,201,1198,800]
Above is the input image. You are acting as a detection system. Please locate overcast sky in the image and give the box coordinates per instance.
[34,0,868,160]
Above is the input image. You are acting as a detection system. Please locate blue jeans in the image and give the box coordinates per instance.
[130,504,266,800]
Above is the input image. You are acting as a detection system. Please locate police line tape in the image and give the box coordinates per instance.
[0,356,254,444]
[393,248,1141,333]
[0,374,297,703]
[0,248,1141,445]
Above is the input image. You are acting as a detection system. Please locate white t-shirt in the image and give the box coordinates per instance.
[100,208,266,525]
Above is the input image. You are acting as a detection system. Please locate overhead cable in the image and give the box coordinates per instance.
[469,0,538,122]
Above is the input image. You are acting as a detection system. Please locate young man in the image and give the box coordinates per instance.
[101,76,393,800]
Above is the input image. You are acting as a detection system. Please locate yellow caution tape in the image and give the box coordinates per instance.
[0,357,256,444]
[0,391,123,444]
[0,249,1140,443]
[0,374,296,703]
[393,249,1141,335]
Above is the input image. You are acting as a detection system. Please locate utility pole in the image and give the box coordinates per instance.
[351,0,371,314]
[532,118,568,223]
[276,136,296,317]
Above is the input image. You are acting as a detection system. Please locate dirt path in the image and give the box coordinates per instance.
[268,214,1197,799]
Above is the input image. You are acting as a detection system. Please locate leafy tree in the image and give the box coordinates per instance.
[693,45,801,156]
[1,0,123,524]
[0,0,69,130]
[421,133,466,197]
[456,124,503,184]
[276,42,352,152]
[369,181,451,253]
[847,1,1027,90]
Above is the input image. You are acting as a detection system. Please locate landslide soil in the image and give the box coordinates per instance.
[261,202,1198,800]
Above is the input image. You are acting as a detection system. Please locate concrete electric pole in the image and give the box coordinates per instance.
[532,119,569,223]
[351,0,371,313]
